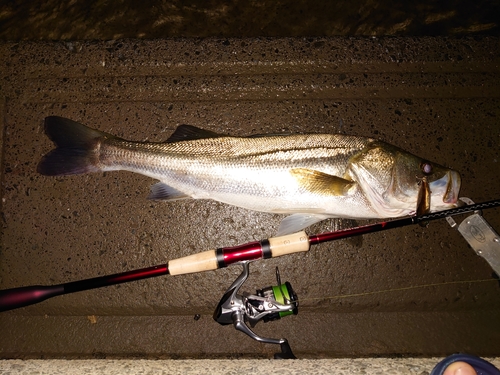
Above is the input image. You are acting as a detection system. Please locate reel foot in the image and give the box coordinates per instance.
[274,340,296,359]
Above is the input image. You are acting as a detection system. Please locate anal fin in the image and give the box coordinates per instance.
[148,182,190,201]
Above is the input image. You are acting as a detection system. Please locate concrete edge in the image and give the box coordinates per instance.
[1,358,500,375]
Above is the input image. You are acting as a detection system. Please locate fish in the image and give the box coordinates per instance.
[37,116,461,235]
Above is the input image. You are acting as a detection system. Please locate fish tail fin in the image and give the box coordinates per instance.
[37,116,110,176]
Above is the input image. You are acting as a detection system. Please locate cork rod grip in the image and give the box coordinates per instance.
[269,231,310,257]
[167,231,310,276]
[168,250,218,276]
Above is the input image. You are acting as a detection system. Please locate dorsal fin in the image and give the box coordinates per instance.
[166,125,224,143]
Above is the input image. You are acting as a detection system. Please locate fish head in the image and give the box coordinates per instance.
[349,142,461,217]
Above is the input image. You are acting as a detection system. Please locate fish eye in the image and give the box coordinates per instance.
[420,161,433,175]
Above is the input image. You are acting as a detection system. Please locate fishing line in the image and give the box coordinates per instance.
[297,278,499,303]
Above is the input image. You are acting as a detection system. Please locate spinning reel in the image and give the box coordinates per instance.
[213,261,298,359]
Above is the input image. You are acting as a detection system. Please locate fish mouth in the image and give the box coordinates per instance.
[430,170,461,206]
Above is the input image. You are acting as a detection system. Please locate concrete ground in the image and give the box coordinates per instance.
[0,2,500,374]
[1,37,499,361]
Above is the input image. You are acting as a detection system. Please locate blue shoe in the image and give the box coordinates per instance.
[431,354,500,375]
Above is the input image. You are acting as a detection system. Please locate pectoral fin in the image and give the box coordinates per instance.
[277,213,332,236]
[290,168,354,196]
[148,182,190,201]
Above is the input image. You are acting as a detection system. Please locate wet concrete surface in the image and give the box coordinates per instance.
[0,37,499,358]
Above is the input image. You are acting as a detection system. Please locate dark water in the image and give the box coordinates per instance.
[0,0,499,40]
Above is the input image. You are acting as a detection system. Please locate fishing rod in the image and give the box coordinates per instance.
[1,198,499,358]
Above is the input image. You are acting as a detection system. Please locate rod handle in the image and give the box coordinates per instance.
[168,250,218,276]
[167,231,310,276]
[269,231,310,257]
[0,285,64,312]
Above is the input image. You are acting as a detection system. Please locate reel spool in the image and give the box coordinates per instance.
[250,269,298,324]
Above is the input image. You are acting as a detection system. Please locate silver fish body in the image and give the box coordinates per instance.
[38,116,461,234]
